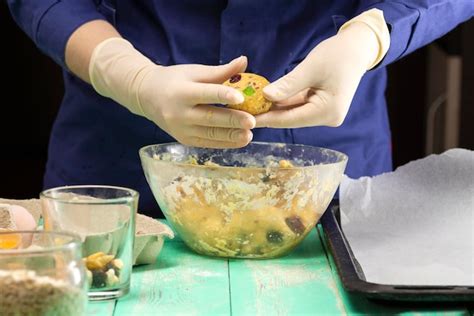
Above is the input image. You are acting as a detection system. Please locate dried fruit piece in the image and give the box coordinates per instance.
[243,85,255,96]
[229,74,241,83]
[285,216,306,235]
[266,231,283,244]
[91,270,107,288]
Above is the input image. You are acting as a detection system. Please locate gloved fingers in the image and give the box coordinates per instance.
[189,126,253,144]
[263,88,312,113]
[185,56,248,83]
[182,82,244,105]
[182,137,251,149]
[256,91,348,128]
[190,104,256,129]
[274,89,311,107]
[270,102,306,112]
[255,103,320,128]
[262,61,313,102]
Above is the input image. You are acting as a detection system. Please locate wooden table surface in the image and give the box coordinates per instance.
[88,224,473,316]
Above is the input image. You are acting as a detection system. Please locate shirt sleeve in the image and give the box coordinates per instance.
[7,0,106,69]
[356,0,474,68]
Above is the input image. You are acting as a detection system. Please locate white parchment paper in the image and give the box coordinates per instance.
[340,149,474,286]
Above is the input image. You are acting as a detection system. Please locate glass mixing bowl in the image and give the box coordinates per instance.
[139,142,347,259]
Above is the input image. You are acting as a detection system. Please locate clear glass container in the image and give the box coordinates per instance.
[140,142,347,259]
[0,231,87,315]
[41,186,138,300]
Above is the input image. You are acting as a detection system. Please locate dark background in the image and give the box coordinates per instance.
[1,4,473,199]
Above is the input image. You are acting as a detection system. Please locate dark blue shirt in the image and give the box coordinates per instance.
[7,0,473,215]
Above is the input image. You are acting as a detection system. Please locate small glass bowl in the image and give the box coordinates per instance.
[41,185,138,300]
[0,230,87,315]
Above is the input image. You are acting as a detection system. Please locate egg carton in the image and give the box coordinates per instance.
[0,205,17,230]
[0,198,42,224]
[134,213,174,265]
[0,198,174,266]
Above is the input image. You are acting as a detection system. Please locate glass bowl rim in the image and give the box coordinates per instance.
[40,185,139,205]
[139,141,348,170]
[0,230,82,256]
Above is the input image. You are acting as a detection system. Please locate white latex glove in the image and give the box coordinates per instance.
[89,38,255,148]
[256,9,390,128]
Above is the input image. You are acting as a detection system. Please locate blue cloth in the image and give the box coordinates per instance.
[7,0,474,216]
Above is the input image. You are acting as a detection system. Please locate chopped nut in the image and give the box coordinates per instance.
[85,252,114,270]
[86,252,105,260]
[84,252,124,288]
[112,258,124,270]
[106,259,123,278]
[105,269,119,287]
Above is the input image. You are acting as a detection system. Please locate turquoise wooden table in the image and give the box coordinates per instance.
[88,225,473,315]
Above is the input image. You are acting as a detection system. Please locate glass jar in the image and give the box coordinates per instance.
[0,230,87,315]
[41,185,138,300]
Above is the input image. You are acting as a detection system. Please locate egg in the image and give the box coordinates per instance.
[0,204,37,247]
[5,204,37,231]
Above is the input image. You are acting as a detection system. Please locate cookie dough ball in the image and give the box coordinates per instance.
[223,73,272,115]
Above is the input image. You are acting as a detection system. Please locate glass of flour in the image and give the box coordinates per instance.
[0,230,87,315]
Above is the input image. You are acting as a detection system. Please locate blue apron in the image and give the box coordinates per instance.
[7,0,473,216]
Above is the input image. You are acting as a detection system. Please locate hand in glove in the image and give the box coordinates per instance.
[256,9,390,128]
[89,38,255,148]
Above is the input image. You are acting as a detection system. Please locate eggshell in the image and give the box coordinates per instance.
[0,204,37,247]
[9,205,37,231]
[133,214,174,265]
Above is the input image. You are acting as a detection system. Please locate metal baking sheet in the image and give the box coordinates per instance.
[320,202,474,302]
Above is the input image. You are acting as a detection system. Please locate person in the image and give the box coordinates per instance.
[7,1,473,216]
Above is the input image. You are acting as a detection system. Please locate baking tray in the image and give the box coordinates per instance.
[320,201,474,302]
